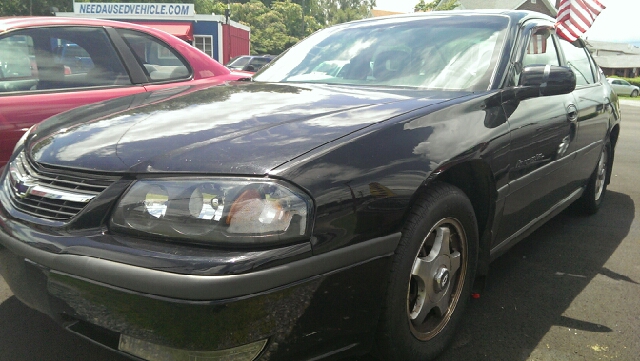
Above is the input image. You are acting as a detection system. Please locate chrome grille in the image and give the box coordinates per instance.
[6,152,119,221]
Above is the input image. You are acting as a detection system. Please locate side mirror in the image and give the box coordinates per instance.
[243,65,256,72]
[516,65,576,100]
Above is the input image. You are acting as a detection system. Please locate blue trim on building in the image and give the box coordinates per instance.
[193,21,220,61]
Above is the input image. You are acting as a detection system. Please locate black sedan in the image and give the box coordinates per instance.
[0,10,620,361]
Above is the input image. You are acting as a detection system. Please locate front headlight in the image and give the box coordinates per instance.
[110,178,312,246]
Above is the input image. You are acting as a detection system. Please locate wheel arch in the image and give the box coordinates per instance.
[607,123,620,185]
[610,123,620,148]
[409,160,498,278]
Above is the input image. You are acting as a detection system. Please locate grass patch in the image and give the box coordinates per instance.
[618,94,640,100]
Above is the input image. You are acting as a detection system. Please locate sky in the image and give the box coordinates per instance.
[373,0,640,45]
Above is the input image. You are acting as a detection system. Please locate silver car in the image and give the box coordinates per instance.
[607,78,639,97]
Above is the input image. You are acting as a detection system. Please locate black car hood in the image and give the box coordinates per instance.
[28,83,456,174]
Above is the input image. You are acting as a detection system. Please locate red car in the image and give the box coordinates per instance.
[0,17,248,168]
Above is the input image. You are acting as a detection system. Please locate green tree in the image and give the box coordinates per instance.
[194,0,219,14]
[251,10,297,54]
[303,14,322,36]
[1,0,73,16]
[272,0,304,39]
[296,0,328,27]
[209,0,294,55]
[414,0,457,12]
[320,0,375,26]
[211,0,325,54]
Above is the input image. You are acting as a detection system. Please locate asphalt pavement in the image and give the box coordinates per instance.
[1,101,639,361]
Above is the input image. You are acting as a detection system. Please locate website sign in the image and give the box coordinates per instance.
[73,2,195,16]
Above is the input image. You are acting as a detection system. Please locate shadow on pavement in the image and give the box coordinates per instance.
[432,190,635,361]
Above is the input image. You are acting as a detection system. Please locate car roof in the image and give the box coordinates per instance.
[0,16,159,33]
[336,9,553,27]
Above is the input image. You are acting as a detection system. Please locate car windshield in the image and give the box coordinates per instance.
[227,56,250,68]
[62,44,89,58]
[251,58,270,66]
[255,15,509,91]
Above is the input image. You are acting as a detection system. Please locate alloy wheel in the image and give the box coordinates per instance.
[594,146,608,201]
[407,218,467,341]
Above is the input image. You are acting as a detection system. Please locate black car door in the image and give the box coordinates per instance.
[557,38,610,187]
[494,21,578,245]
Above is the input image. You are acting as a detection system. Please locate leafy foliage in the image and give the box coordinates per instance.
[0,0,72,16]
[414,0,458,12]
[320,0,376,25]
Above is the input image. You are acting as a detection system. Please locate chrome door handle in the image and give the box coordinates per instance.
[567,104,578,123]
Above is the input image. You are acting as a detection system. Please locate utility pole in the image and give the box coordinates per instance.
[302,0,306,36]
[225,0,231,64]
[225,0,230,24]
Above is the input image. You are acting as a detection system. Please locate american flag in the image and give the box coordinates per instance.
[528,34,548,54]
[556,0,606,42]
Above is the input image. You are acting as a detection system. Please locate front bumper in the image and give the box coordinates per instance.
[0,243,320,360]
[0,208,399,361]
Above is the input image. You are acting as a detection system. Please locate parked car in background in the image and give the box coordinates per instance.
[226,54,274,72]
[55,43,94,74]
[0,17,249,169]
[607,77,639,96]
[0,10,620,361]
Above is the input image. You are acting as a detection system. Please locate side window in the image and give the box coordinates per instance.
[194,35,213,58]
[116,29,191,83]
[0,27,131,93]
[587,48,601,82]
[249,58,270,71]
[54,42,93,74]
[0,34,38,92]
[514,26,560,86]
[522,28,560,68]
[559,39,595,86]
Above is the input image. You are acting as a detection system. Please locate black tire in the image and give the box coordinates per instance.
[374,182,478,361]
[578,142,610,215]
[631,89,638,97]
